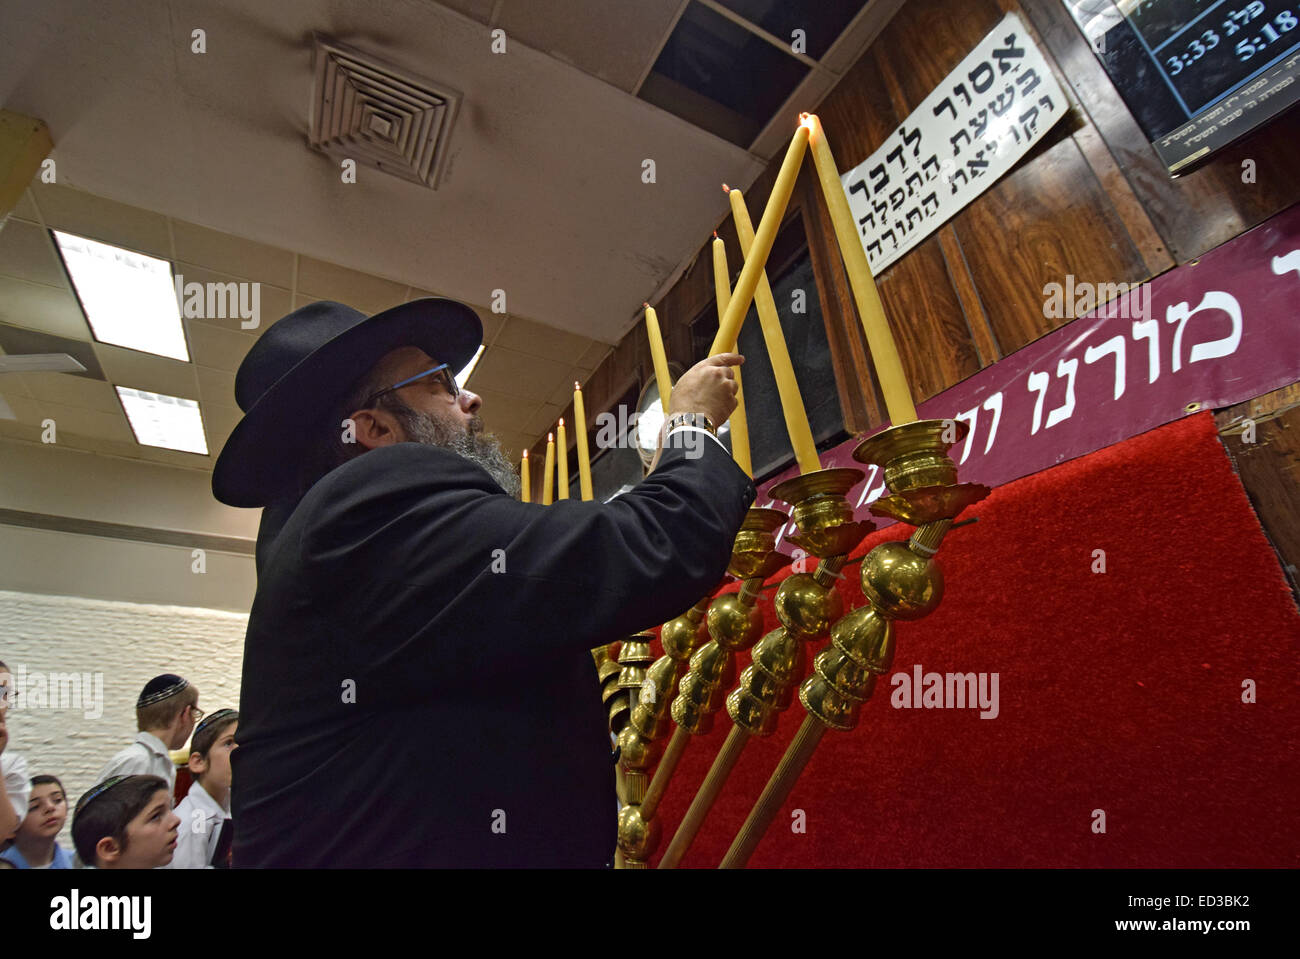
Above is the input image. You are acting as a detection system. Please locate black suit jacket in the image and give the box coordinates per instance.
[232,436,755,867]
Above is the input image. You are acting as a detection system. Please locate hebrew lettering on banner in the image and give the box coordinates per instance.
[752,205,1300,533]
[840,12,1068,276]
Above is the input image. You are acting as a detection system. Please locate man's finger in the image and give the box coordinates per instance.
[706,352,744,367]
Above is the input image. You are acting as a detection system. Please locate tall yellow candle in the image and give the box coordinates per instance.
[520,449,531,503]
[573,381,594,501]
[803,112,917,424]
[728,187,822,475]
[708,121,810,356]
[644,303,673,415]
[542,432,555,506]
[556,417,569,500]
[712,233,752,478]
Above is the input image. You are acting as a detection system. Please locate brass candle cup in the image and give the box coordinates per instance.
[852,419,990,526]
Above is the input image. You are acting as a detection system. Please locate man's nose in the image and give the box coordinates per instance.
[459,389,482,415]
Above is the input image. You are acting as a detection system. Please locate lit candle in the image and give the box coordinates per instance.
[709,120,810,356]
[542,432,555,506]
[712,232,752,478]
[520,449,531,503]
[557,417,569,500]
[728,187,822,475]
[803,112,917,424]
[573,381,594,501]
[644,303,673,415]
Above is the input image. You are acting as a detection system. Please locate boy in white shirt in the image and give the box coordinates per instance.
[97,674,201,793]
[0,661,28,839]
[168,708,237,868]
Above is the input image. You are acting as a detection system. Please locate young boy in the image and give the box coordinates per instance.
[1,774,74,868]
[167,708,237,868]
[71,775,180,869]
[98,674,201,792]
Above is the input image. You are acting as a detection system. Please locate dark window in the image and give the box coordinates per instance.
[639,1,809,147]
[711,0,870,59]
[692,217,846,482]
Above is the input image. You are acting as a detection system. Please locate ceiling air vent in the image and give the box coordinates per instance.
[309,35,461,189]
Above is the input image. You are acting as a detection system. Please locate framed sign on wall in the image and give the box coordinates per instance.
[1066,0,1300,174]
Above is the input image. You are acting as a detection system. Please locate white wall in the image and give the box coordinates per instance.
[0,435,259,611]
[0,589,247,851]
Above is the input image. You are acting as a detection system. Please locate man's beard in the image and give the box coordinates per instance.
[385,397,522,498]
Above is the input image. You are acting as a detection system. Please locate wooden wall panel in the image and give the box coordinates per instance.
[952,133,1150,356]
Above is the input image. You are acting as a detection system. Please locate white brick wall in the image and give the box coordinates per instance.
[0,589,247,851]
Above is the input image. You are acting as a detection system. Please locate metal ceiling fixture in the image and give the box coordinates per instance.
[308,34,462,190]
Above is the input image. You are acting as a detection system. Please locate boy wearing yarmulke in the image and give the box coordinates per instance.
[97,674,201,792]
[72,775,180,869]
[167,709,237,869]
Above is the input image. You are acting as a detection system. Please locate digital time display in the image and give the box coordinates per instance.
[1067,0,1300,173]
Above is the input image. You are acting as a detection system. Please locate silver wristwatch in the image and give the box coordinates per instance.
[664,411,717,436]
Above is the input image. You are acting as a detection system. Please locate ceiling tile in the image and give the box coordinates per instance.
[17,396,136,444]
[469,345,569,402]
[577,341,612,369]
[30,183,171,258]
[546,368,587,407]
[297,257,409,315]
[10,189,40,223]
[173,265,291,338]
[0,276,91,341]
[185,319,258,373]
[0,218,68,288]
[472,387,538,434]
[524,401,563,438]
[171,220,295,288]
[22,372,122,413]
[197,364,238,410]
[496,0,682,93]
[96,343,199,401]
[494,315,594,365]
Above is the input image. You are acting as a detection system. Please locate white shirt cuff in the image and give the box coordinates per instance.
[666,425,729,455]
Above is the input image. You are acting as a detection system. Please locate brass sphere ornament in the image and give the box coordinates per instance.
[858,541,944,620]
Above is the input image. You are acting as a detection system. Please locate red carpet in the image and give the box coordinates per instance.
[649,413,1300,867]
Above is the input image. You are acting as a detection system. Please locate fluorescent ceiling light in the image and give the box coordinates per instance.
[116,386,208,455]
[54,231,189,361]
[456,345,485,388]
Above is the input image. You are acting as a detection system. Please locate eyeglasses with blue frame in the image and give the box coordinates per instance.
[364,362,459,408]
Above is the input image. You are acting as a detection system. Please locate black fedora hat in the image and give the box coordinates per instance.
[212,298,482,507]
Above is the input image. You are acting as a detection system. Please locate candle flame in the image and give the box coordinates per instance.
[547,432,553,442]
[643,302,650,309]
[712,230,718,239]
[721,183,731,193]
[574,380,581,390]
[559,417,565,427]
[522,449,528,459]
[799,112,815,129]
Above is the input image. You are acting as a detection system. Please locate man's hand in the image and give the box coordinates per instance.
[668,353,743,428]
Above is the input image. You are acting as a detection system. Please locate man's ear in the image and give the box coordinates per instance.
[349,408,404,450]
[96,835,122,866]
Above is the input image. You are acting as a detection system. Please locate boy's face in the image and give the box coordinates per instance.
[98,788,180,869]
[22,783,67,840]
[193,721,238,791]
